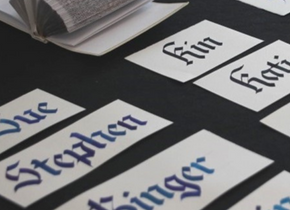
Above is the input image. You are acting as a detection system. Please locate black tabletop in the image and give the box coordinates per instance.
[1,0,290,209]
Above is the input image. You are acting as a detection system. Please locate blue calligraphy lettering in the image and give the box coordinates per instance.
[70,132,107,149]
[6,161,42,192]
[87,157,214,208]
[31,158,61,175]
[88,196,137,210]
[14,109,46,124]
[108,124,126,136]
[118,115,147,130]
[130,197,153,210]
[140,184,174,205]
[164,175,201,200]
[54,154,75,168]
[64,142,95,166]
[274,197,290,210]
[91,131,116,143]
[38,102,58,114]
[0,119,21,136]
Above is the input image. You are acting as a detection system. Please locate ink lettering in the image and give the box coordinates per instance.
[163,37,223,66]
[0,119,21,137]
[230,56,290,93]
[6,161,42,192]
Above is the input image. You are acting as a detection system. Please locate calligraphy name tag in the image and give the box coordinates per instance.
[126,20,262,83]
[237,0,290,16]
[0,89,84,154]
[0,99,172,207]
[261,102,290,137]
[55,130,273,210]
[229,171,290,210]
[194,40,290,112]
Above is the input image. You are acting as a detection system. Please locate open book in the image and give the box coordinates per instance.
[0,0,188,56]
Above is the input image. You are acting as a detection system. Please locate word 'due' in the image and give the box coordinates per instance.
[0,89,84,154]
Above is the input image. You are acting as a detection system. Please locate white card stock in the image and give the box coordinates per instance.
[194,40,290,112]
[0,89,84,154]
[56,130,273,210]
[261,102,290,137]
[126,20,262,82]
[238,0,290,16]
[0,99,172,207]
[229,171,290,210]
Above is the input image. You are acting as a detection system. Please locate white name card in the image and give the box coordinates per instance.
[126,20,262,82]
[0,89,84,154]
[194,40,290,112]
[56,130,273,210]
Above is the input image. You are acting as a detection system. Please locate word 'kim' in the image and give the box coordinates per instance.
[163,37,223,66]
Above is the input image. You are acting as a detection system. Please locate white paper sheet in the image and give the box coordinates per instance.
[237,0,290,16]
[194,40,290,112]
[0,89,84,154]
[0,99,172,207]
[0,1,28,33]
[261,102,290,137]
[228,171,290,210]
[126,20,262,83]
[55,130,273,210]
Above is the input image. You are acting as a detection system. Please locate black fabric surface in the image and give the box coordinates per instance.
[0,0,290,209]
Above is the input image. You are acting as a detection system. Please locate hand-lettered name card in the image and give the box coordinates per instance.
[126,20,262,83]
[55,130,273,210]
[0,89,84,154]
[229,171,290,210]
[261,102,290,138]
[238,0,290,16]
[194,40,290,112]
[0,99,172,207]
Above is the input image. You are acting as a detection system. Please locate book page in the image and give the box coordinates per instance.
[0,0,28,33]
[48,0,151,47]
[45,0,136,33]
[23,0,40,35]
[0,100,172,207]
[0,89,84,154]
[55,130,273,210]
[50,2,189,56]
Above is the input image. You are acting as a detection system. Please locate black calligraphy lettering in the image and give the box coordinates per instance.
[163,41,193,66]
[163,37,223,65]
[230,65,275,93]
